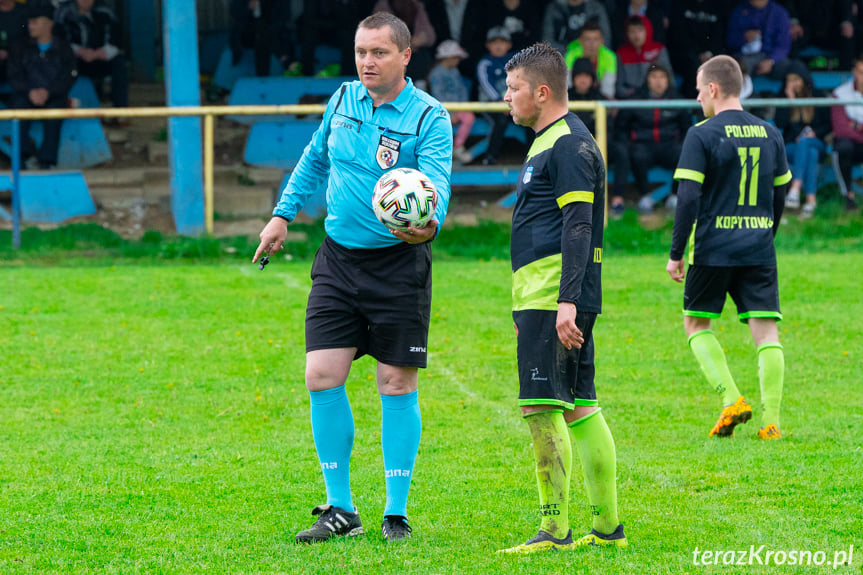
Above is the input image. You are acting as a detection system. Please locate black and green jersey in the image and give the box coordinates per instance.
[674,109,791,266]
[511,112,605,314]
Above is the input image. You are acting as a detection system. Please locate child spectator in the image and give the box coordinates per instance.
[54,0,128,110]
[726,0,791,78]
[429,39,475,165]
[543,0,612,54]
[613,64,690,214]
[476,26,513,165]
[8,2,76,170]
[615,15,672,99]
[568,56,606,135]
[774,60,831,218]
[564,20,617,99]
[613,0,670,47]
[830,55,863,212]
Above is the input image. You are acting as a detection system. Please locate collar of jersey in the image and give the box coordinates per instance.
[356,77,415,113]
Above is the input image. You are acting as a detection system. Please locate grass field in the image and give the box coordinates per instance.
[1,234,862,574]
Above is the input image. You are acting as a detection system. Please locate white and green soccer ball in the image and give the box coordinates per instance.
[372,167,438,231]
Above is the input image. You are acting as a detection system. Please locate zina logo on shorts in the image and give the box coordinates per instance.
[409,346,426,353]
[385,469,411,478]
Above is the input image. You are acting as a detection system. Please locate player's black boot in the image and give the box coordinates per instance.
[295,504,364,544]
[381,515,412,543]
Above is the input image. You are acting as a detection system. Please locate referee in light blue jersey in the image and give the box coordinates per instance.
[253,12,452,545]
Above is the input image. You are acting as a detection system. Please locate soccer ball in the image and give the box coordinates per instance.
[371,168,438,231]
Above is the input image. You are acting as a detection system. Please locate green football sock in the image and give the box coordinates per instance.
[757,343,784,428]
[688,330,741,406]
[525,409,571,539]
[569,409,619,535]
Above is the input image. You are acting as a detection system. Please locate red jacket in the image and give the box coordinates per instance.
[831,102,863,144]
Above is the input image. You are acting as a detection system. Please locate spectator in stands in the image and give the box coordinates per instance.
[9,2,76,170]
[298,0,370,78]
[726,0,791,78]
[226,0,295,78]
[373,0,436,90]
[543,0,612,54]
[427,0,469,46]
[775,60,831,218]
[568,56,606,135]
[429,40,475,164]
[564,20,617,99]
[830,54,863,212]
[613,64,691,214]
[476,26,513,165]
[780,0,856,71]
[668,0,724,97]
[612,0,669,47]
[615,15,672,99]
[459,0,541,86]
[0,0,26,90]
[54,0,126,110]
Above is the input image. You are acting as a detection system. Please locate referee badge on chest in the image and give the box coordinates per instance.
[376,134,401,169]
[523,165,533,184]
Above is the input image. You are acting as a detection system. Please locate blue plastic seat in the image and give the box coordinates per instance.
[0,171,95,223]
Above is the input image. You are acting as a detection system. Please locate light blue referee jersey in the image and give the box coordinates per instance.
[273,78,453,249]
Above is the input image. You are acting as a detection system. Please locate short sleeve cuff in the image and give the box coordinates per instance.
[674,168,705,184]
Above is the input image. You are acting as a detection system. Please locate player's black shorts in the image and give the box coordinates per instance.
[514,309,599,410]
[305,236,432,368]
[684,264,782,323]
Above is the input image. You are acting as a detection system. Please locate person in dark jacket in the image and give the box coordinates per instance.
[778,0,855,70]
[613,63,691,213]
[54,0,126,108]
[774,60,831,218]
[228,0,295,78]
[726,0,791,78]
[9,3,76,169]
[668,0,724,97]
[0,0,27,87]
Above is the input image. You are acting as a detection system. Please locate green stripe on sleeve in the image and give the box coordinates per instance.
[674,168,705,183]
[774,170,792,186]
[557,191,594,208]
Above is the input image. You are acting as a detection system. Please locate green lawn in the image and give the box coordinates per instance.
[1,252,861,574]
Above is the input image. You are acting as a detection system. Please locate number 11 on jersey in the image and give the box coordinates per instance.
[737,147,761,206]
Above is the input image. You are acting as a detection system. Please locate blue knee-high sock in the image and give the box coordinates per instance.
[309,386,354,511]
[381,391,421,518]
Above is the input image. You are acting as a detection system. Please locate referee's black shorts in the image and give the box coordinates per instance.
[514,309,599,410]
[305,236,432,368]
[684,264,782,323]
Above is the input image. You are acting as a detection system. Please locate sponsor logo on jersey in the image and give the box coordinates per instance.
[715,216,774,229]
[523,165,533,184]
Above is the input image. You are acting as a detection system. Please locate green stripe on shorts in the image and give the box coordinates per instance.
[683,310,721,319]
[738,310,783,323]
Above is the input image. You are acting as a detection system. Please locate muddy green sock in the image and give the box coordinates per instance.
[569,409,619,535]
[757,342,784,428]
[525,410,571,539]
[689,330,741,406]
